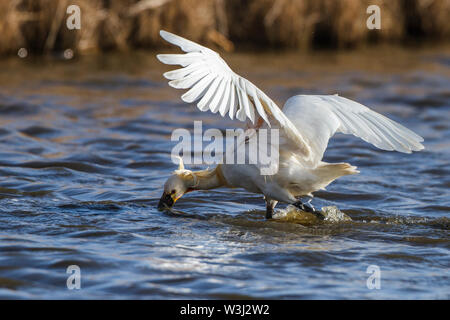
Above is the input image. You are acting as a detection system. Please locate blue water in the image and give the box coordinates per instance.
[0,47,448,299]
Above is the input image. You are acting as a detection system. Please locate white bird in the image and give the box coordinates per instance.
[156,30,424,219]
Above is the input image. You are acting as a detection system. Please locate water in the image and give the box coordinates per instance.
[0,46,448,299]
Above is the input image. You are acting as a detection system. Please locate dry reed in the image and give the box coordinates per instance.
[0,0,448,56]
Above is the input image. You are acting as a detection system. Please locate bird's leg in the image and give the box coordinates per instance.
[292,199,325,220]
[265,198,278,220]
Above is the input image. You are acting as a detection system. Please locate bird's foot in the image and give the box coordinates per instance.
[265,198,278,220]
[265,206,273,220]
[292,200,325,220]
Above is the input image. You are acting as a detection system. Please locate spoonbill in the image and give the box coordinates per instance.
[156,30,424,219]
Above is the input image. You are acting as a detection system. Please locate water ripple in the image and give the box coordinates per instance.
[0,49,448,299]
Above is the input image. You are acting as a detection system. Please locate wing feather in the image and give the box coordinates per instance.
[248,85,269,125]
[163,61,203,80]
[157,52,203,67]
[219,80,231,117]
[210,78,227,114]
[168,69,208,89]
[197,76,222,112]
[157,30,312,159]
[235,88,247,122]
[228,83,237,120]
[157,30,423,165]
[181,73,215,103]
[282,95,424,165]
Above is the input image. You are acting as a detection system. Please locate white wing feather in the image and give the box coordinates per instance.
[282,95,424,165]
[157,30,312,159]
[157,30,424,168]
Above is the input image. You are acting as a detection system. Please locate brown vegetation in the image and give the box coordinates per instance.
[0,0,448,56]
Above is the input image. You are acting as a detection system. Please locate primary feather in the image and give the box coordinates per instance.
[157,30,312,159]
[157,30,424,169]
[281,95,424,165]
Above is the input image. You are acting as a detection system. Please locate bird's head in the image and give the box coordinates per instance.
[158,157,197,210]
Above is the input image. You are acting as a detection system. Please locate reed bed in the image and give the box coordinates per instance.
[0,0,448,56]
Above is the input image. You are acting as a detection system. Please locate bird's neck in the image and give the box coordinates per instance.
[190,165,228,191]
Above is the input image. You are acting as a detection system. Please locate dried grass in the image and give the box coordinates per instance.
[0,0,448,56]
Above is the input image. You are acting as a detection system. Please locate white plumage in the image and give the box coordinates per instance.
[282,94,424,165]
[157,30,312,158]
[157,30,424,218]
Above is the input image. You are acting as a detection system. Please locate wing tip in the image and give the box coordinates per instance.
[181,93,196,104]
[392,141,424,153]
[413,142,425,152]
[156,54,165,63]
[156,54,180,66]
[159,30,172,42]
[167,80,178,89]
[162,71,174,80]
[351,166,360,174]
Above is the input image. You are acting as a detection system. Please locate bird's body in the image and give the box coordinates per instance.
[222,160,356,203]
[156,30,424,218]
[220,95,364,204]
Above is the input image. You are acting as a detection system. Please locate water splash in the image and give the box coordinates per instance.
[273,205,352,225]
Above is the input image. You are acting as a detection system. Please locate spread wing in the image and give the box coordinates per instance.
[156,30,312,159]
[282,95,424,165]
